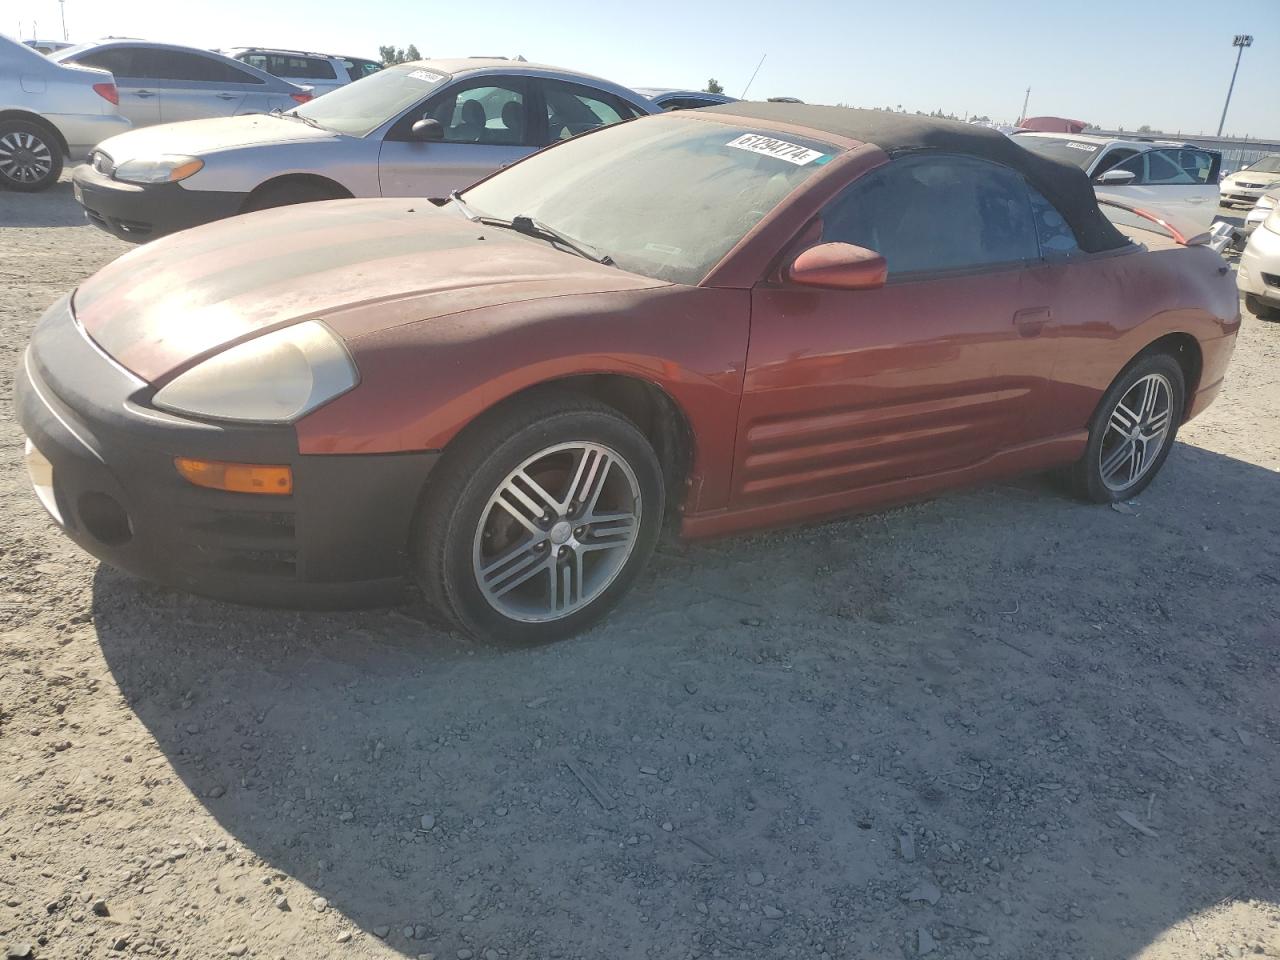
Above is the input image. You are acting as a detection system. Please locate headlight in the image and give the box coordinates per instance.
[153,321,358,423]
[113,155,204,184]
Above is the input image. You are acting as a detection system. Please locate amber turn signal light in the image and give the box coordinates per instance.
[174,457,293,495]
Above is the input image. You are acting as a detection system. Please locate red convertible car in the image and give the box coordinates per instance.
[17,104,1240,642]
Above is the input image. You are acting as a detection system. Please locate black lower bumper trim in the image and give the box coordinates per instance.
[16,296,439,610]
[73,164,247,243]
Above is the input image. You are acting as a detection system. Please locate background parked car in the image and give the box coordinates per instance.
[1241,186,1279,242]
[51,40,312,128]
[72,58,657,241]
[223,47,381,96]
[632,87,737,111]
[22,39,75,55]
[1012,131,1222,233]
[1219,155,1280,208]
[1238,203,1280,321]
[0,33,129,191]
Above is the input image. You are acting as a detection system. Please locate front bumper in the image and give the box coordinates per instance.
[14,296,439,608]
[72,163,247,243]
[1221,183,1271,205]
[1238,224,1280,304]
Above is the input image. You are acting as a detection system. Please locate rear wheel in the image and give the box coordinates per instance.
[243,180,342,212]
[0,120,63,192]
[417,393,665,643]
[1070,353,1185,503]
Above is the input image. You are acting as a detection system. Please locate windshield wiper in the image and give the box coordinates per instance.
[449,193,613,266]
[509,215,614,265]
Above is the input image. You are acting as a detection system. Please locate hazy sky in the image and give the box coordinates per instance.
[14,0,1279,138]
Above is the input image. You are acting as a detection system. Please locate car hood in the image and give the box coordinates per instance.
[1227,169,1280,185]
[95,113,336,160]
[73,199,667,383]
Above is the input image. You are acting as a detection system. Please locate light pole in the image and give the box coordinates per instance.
[1216,34,1252,137]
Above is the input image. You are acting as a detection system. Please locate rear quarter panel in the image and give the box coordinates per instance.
[1040,242,1239,435]
[296,285,750,512]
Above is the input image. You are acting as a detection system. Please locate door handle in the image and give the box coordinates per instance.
[134,90,155,98]
[216,93,238,101]
[1013,306,1051,338]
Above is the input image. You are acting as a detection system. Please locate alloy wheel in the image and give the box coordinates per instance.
[1098,373,1174,492]
[472,441,642,623]
[0,131,54,185]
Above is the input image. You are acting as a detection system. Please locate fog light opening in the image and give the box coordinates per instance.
[78,492,133,546]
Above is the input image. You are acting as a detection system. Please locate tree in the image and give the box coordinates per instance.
[379,44,422,66]
[705,78,724,94]
[1137,124,1154,134]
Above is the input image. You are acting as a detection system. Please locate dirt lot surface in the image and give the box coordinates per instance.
[1,181,1277,960]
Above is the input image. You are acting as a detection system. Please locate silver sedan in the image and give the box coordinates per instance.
[72,58,656,242]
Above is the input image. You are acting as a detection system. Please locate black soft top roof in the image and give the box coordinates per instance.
[703,102,1129,253]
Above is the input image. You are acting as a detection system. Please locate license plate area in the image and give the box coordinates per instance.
[24,436,63,524]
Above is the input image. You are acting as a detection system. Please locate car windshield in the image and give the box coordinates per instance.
[1244,156,1280,174]
[290,62,450,136]
[461,116,839,284]
[1012,135,1102,170]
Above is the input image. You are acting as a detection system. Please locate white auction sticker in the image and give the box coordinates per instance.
[407,69,446,83]
[726,134,825,166]
[1064,141,1098,152]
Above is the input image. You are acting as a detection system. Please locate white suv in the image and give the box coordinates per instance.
[224,48,381,96]
[1012,132,1222,233]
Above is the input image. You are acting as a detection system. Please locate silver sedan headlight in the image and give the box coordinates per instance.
[153,321,358,423]
[113,155,204,184]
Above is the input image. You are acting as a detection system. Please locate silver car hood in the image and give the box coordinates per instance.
[94,114,337,160]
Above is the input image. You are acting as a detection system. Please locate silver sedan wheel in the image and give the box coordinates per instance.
[0,131,54,184]
[1099,373,1173,492]
[472,442,642,623]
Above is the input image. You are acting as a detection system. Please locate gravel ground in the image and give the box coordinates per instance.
[1,180,1277,960]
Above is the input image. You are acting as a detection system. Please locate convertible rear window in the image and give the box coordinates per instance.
[291,62,450,136]
[461,116,839,284]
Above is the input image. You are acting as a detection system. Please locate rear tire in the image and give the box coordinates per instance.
[1245,294,1280,321]
[0,120,63,192]
[1069,353,1185,503]
[416,392,665,644]
[243,180,341,212]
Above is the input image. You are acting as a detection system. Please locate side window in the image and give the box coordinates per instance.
[1173,149,1215,184]
[1027,184,1080,258]
[133,50,258,84]
[289,56,337,81]
[1109,153,1146,185]
[541,80,630,141]
[426,80,528,145]
[1093,148,1138,177]
[70,48,136,76]
[1145,149,1197,185]
[820,155,1040,276]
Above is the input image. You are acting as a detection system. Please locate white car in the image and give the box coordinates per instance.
[1012,131,1221,234]
[1238,203,1280,320]
[1220,155,1280,208]
[73,58,656,241]
[1241,186,1280,241]
[224,48,382,97]
[0,33,130,190]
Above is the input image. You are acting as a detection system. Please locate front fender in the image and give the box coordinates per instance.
[296,286,750,512]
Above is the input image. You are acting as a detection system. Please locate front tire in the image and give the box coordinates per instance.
[416,392,665,643]
[243,181,341,212]
[0,120,63,192]
[1070,353,1185,503]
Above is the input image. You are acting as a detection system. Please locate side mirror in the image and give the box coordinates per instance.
[787,242,887,291]
[1096,168,1136,185]
[411,118,444,141]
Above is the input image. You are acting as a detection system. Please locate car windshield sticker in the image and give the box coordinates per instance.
[1065,141,1098,152]
[727,134,826,166]
[407,69,446,83]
